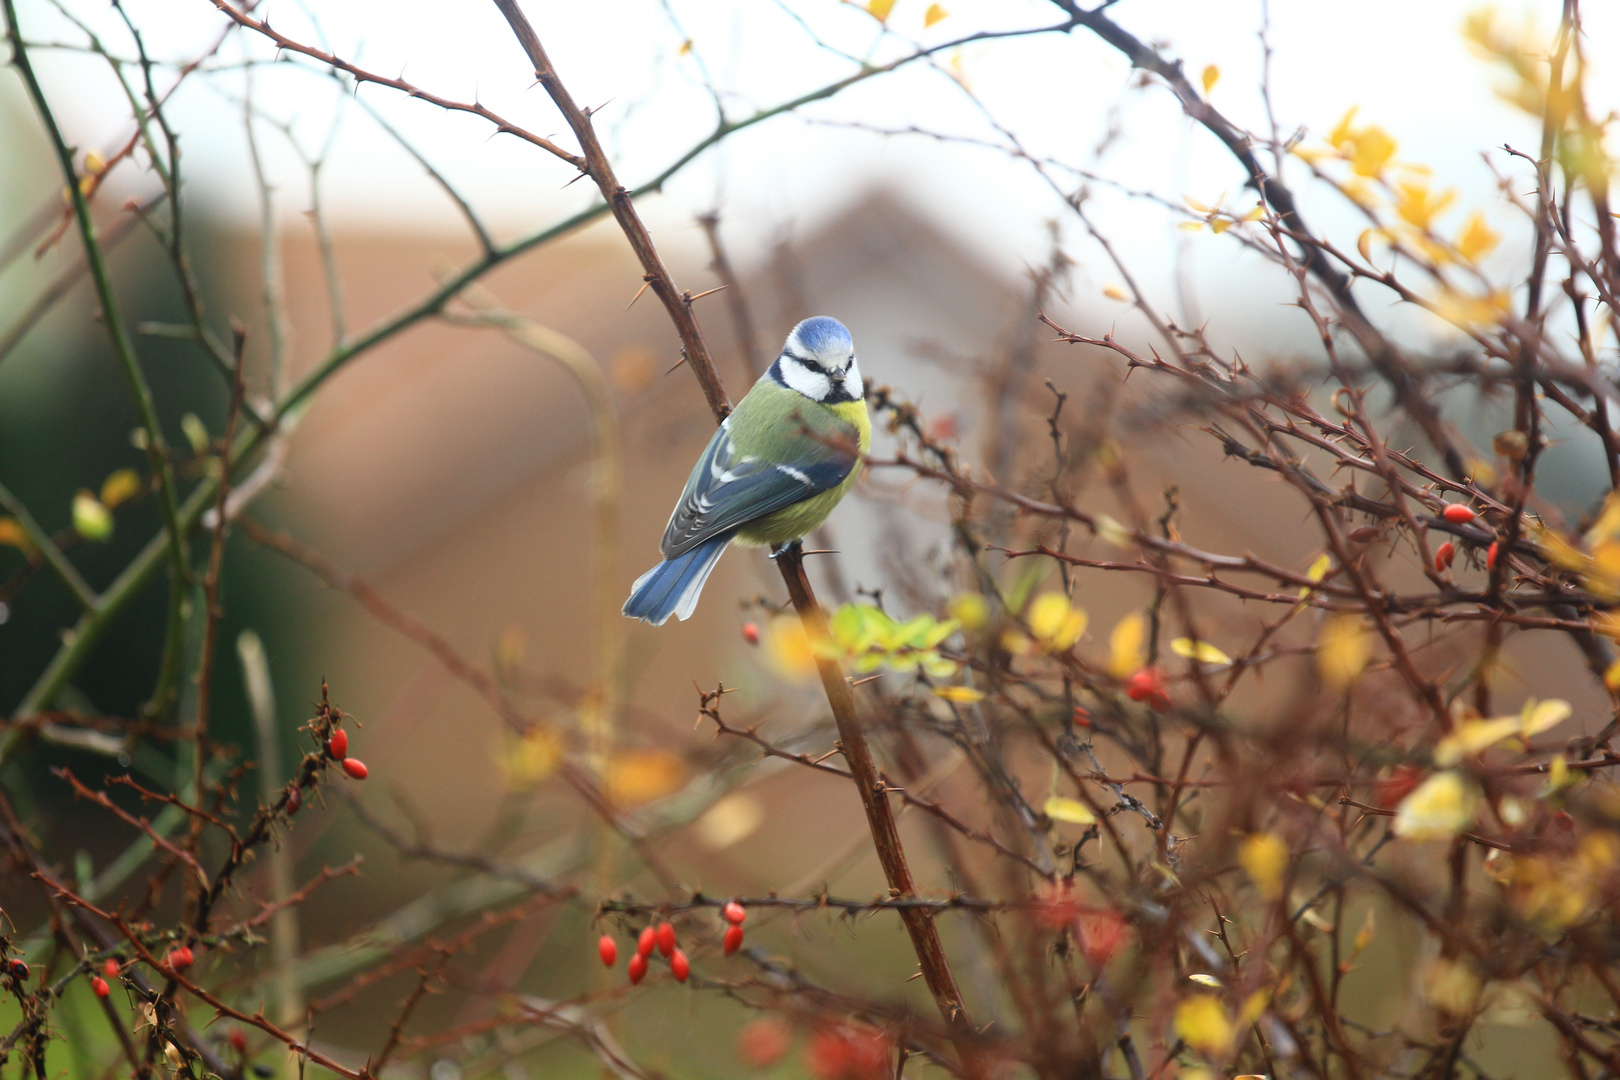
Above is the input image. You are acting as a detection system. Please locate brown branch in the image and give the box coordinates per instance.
[489,0,731,419]
[775,546,985,1075]
[480,5,982,1071]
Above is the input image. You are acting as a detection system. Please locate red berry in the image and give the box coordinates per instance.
[723,925,744,956]
[737,1017,791,1068]
[1375,765,1425,810]
[1441,504,1477,525]
[637,925,656,957]
[598,934,618,967]
[1434,541,1455,572]
[90,975,109,998]
[286,784,303,815]
[341,758,369,780]
[1072,705,1092,728]
[1487,541,1500,569]
[742,622,760,646]
[7,960,27,980]
[102,958,119,978]
[1555,809,1575,832]
[327,728,349,759]
[228,1029,248,1053]
[655,921,676,957]
[1124,668,1170,711]
[628,952,648,984]
[808,1026,890,1080]
[722,901,747,925]
[167,946,193,971]
[670,947,690,982]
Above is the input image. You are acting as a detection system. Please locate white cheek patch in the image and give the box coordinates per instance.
[778,356,831,400]
[843,357,864,400]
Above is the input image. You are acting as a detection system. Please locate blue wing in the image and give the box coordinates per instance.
[660,418,855,557]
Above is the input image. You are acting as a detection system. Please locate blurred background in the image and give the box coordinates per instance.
[1,0,1616,1074]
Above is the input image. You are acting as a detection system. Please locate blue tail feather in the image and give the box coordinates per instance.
[622,534,732,625]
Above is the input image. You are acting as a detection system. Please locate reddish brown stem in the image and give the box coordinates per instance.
[776,546,985,1077]
[489,0,732,420]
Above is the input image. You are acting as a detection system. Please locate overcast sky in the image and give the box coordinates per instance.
[10,0,1616,354]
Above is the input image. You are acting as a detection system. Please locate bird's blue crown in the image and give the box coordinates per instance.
[790,316,853,356]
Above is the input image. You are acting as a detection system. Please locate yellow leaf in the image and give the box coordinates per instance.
[1174,995,1233,1056]
[1500,795,1530,827]
[694,792,764,849]
[1298,552,1332,600]
[1000,628,1035,656]
[1094,514,1132,548]
[1456,210,1499,261]
[1178,220,1205,232]
[1210,218,1233,234]
[1578,831,1620,872]
[1605,658,1620,693]
[1434,716,1520,766]
[1348,125,1397,177]
[1243,205,1265,221]
[72,491,112,542]
[766,616,820,681]
[1102,283,1130,302]
[1547,754,1572,794]
[1533,522,1592,574]
[1350,908,1376,958]
[1108,612,1147,679]
[1520,698,1571,737]
[1433,287,1511,330]
[865,0,896,21]
[1585,492,1620,548]
[1188,973,1222,987]
[1238,989,1270,1027]
[1239,832,1289,900]
[1200,64,1219,94]
[0,517,35,556]
[1044,795,1096,825]
[83,150,106,174]
[99,468,141,509]
[923,2,948,26]
[1357,228,1376,263]
[1185,196,1213,213]
[1423,958,1481,1015]
[1394,179,1456,230]
[1317,615,1370,688]
[934,685,984,704]
[1028,593,1087,651]
[604,750,687,806]
[948,592,989,632]
[1329,107,1359,149]
[677,38,693,56]
[1393,771,1479,840]
[1171,637,1231,667]
[498,727,565,788]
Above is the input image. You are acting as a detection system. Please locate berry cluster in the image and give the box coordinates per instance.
[597,901,750,986]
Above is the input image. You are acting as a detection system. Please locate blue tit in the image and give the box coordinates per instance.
[623,316,871,625]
